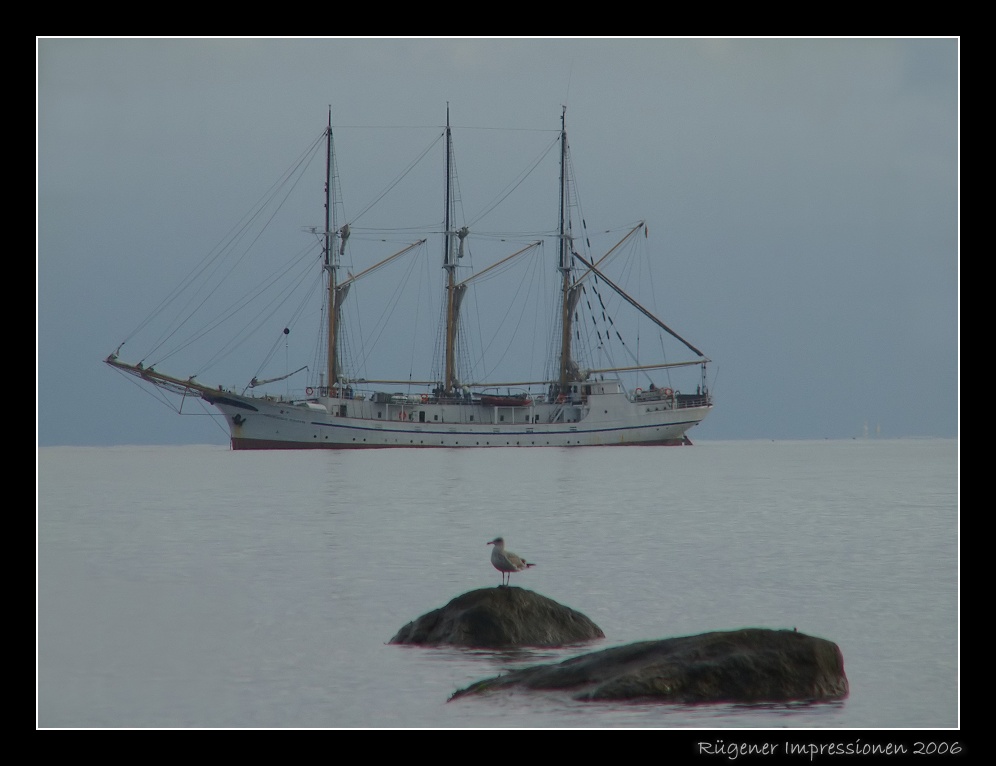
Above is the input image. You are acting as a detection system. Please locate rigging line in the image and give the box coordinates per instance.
[109,364,190,415]
[126,131,326,357]
[342,238,434,386]
[348,131,444,225]
[431,299,447,387]
[253,332,297,387]
[570,251,707,358]
[143,141,325,365]
[464,230,557,242]
[152,235,319,369]
[153,241,314,376]
[123,134,322,353]
[353,248,423,372]
[607,234,670,378]
[338,240,427,287]
[110,367,233,440]
[562,141,594,261]
[526,244,549,388]
[404,237,430,390]
[251,270,325,381]
[191,241,321,378]
[467,133,561,228]
[470,243,544,382]
[571,222,645,284]
[456,241,542,287]
[627,230,658,384]
[312,290,328,384]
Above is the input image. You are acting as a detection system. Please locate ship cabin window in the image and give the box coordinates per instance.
[434,415,439,421]
[338,405,347,417]
[469,415,474,422]
[499,415,505,422]
[583,384,591,395]
[377,411,383,418]
[419,411,426,423]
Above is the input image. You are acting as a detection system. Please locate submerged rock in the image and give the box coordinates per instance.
[389,587,604,648]
[450,628,848,704]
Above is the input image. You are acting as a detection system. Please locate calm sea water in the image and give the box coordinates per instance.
[37,439,958,730]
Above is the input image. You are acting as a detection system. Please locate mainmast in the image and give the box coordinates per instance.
[557,106,574,393]
[442,104,466,395]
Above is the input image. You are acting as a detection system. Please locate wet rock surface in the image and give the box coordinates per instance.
[449,628,848,704]
[389,587,605,648]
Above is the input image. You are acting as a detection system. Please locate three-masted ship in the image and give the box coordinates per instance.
[107,107,713,449]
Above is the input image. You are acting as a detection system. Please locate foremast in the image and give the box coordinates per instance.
[326,108,349,393]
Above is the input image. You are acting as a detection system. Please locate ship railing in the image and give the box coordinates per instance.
[674,392,711,409]
[632,388,711,409]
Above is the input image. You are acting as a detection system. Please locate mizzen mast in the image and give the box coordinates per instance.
[556,106,578,396]
[326,108,349,392]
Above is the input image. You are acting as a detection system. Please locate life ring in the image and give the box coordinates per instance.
[635,387,643,394]
[556,393,566,404]
[306,386,314,396]
[420,394,428,404]
[663,387,674,397]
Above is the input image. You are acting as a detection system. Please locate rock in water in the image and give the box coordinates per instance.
[389,587,604,648]
[450,628,848,703]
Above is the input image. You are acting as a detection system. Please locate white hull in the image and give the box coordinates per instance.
[205,380,711,449]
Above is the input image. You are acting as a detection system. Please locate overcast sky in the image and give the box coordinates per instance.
[37,37,958,446]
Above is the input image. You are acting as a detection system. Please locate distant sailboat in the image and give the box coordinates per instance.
[106,107,714,449]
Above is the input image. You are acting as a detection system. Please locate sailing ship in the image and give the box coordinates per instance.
[106,107,713,449]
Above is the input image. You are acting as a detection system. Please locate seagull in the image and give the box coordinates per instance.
[487,537,535,587]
